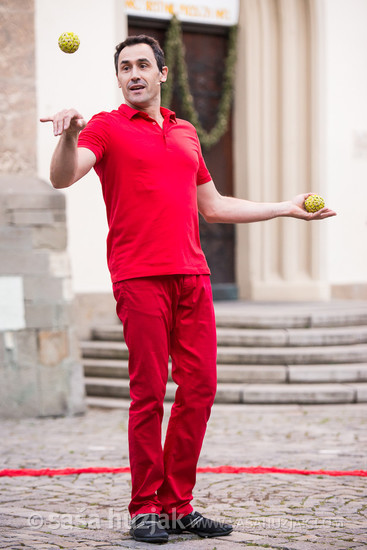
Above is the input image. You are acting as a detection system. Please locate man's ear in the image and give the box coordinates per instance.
[160,66,168,83]
[116,75,122,88]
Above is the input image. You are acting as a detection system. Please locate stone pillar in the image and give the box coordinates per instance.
[0,1,85,416]
[234,0,329,301]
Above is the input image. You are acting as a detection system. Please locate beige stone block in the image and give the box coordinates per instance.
[7,209,53,225]
[25,302,74,329]
[32,224,67,250]
[38,363,69,416]
[7,209,66,226]
[38,330,69,367]
[11,329,39,369]
[23,275,65,302]
[0,226,32,249]
[1,176,65,209]
[0,250,49,275]
[0,362,40,418]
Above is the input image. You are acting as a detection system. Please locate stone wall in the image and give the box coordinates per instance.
[0,0,37,174]
[0,0,85,417]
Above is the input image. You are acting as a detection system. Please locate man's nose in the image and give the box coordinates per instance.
[131,65,140,79]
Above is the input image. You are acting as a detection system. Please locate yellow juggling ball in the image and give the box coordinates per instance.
[58,32,80,54]
[304,195,325,213]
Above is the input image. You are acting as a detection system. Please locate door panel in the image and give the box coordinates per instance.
[127,18,236,296]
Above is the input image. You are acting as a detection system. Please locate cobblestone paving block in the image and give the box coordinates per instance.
[0,404,366,549]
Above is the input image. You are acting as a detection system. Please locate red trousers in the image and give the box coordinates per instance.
[113,275,217,518]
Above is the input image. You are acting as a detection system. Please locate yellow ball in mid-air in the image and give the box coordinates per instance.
[304,194,325,213]
[58,32,80,54]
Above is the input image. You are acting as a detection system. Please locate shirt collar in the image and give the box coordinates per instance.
[118,103,177,123]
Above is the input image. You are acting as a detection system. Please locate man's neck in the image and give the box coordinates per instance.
[126,101,164,128]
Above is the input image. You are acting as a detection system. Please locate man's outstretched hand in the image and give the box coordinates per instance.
[287,193,337,220]
[39,108,95,189]
[40,108,86,137]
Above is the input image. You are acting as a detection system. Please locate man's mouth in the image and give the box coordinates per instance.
[129,84,145,91]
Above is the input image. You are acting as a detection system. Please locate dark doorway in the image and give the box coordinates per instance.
[128,17,237,300]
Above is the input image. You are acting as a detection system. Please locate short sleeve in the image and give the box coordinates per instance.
[196,134,212,186]
[78,112,110,163]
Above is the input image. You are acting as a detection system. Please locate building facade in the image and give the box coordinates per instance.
[33,0,367,309]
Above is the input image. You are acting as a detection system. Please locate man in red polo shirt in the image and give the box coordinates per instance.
[41,35,336,543]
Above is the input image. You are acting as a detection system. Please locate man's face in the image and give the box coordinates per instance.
[116,43,168,109]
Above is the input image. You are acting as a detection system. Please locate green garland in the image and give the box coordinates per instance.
[161,16,237,150]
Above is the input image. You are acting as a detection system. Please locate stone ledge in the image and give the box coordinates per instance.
[84,377,367,405]
[6,208,66,225]
[331,283,367,300]
[0,175,65,209]
[241,383,356,404]
[92,324,367,347]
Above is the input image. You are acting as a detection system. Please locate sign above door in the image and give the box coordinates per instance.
[124,0,239,26]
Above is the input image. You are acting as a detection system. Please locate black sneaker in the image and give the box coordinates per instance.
[165,511,233,538]
[130,513,169,543]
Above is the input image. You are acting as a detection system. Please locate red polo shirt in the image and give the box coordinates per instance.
[78,104,211,283]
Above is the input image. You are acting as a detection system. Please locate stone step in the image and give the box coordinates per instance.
[82,301,367,406]
[84,358,130,378]
[288,363,367,383]
[81,341,129,360]
[213,301,367,329]
[81,340,367,365]
[86,396,131,410]
[216,326,367,347]
[85,397,177,411]
[84,377,367,404]
[83,358,285,383]
[91,324,367,347]
[83,358,367,384]
[217,344,367,365]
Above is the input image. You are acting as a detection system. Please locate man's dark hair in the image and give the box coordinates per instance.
[114,35,165,74]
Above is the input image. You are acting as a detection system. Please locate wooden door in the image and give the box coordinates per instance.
[128,18,236,299]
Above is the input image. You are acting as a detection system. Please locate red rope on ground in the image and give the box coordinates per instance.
[0,466,366,477]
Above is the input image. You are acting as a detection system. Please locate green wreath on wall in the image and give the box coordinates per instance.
[161,15,238,150]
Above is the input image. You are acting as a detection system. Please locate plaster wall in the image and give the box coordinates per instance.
[324,0,367,290]
[35,0,126,293]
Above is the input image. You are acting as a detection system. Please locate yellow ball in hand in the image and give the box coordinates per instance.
[304,194,325,213]
[58,32,80,54]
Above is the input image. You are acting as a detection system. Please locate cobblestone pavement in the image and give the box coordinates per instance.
[1,403,366,549]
